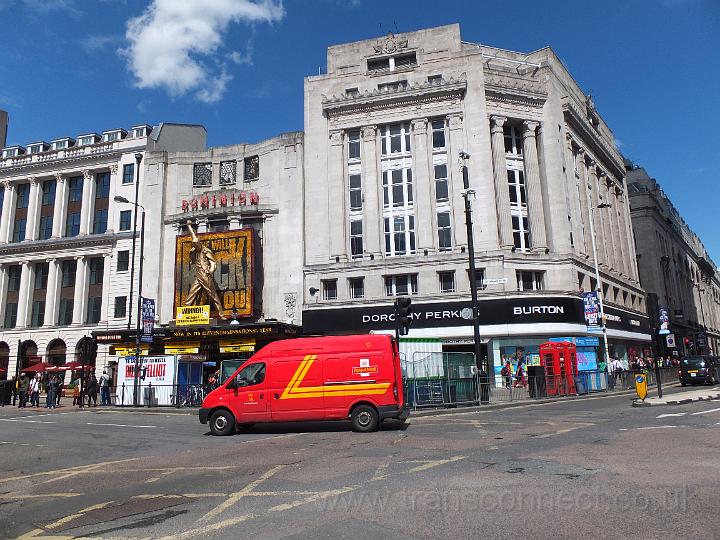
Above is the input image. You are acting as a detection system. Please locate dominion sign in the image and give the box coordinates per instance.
[175,228,255,319]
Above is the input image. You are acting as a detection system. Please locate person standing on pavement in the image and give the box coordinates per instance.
[99,370,110,406]
[501,361,512,388]
[87,376,98,407]
[10,376,17,406]
[56,376,64,407]
[46,376,58,409]
[29,374,41,407]
[17,374,29,408]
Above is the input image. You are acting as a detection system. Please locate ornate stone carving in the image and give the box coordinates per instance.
[372,32,408,55]
[329,130,343,145]
[82,169,93,181]
[522,120,539,138]
[55,173,64,183]
[1,180,10,190]
[109,163,119,175]
[411,118,428,131]
[448,114,463,129]
[360,125,377,139]
[28,176,38,185]
[490,115,507,133]
[283,292,297,321]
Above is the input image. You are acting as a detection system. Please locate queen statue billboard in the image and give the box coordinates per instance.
[175,222,255,319]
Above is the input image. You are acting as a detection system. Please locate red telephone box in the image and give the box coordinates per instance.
[539,342,578,396]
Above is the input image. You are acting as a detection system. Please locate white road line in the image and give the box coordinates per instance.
[0,419,57,424]
[657,413,687,418]
[86,422,156,428]
[691,407,720,416]
[619,425,678,431]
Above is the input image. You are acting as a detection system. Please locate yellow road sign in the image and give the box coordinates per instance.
[177,305,210,326]
[635,372,648,401]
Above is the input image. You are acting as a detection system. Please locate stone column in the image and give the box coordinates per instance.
[361,125,381,256]
[619,189,638,281]
[327,130,346,261]
[79,169,96,235]
[100,254,112,323]
[587,160,606,267]
[611,185,626,276]
[15,261,33,329]
[521,121,547,251]
[106,164,118,233]
[447,114,467,247]
[44,259,59,326]
[598,172,614,271]
[72,256,88,325]
[0,182,17,243]
[575,147,592,257]
[25,177,42,241]
[51,174,68,238]
[490,116,513,248]
[0,265,7,325]
[411,118,434,251]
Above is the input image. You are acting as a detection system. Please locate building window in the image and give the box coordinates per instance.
[508,169,527,207]
[114,296,127,319]
[88,257,104,285]
[34,262,48,289]
[68,177,83,202]
[517,271,544,292]
[349,277,365,299]
[16,184,30,209]
[431,119,446,149]
[95,172,110,199]
[42,180,56,206]
[472,268,486,289]
[193,163,212,187]
[350,219,363,259]
[123,163,135,184]
[378,80,408,92]
[394,52,417,69]
[61,260,77,287]
[52,140,69,150]
[381,123,411,155]
[7,265,21,291]
[367,57,390,73]
[65,212,80,237]
[119,210,132,231]
[348,130,360,160]
[12,218,26,243]
[117,250,129,272]
[382,167,413,208]
[349,174,362,211]
[384,215,416,256]
[78,136,96,146]
[437,211,452,251]
[345,87,360,98]
[244,155,259,181]
[512,216,531,251]
[385,274,418,296]
[504,125,523,155]
[428,74,442,84]
[508,168,530,251]
[3,303,17,329]
[58,298,73,326]
[220,160,236,185]
[434,164,449,202]
[439,271,455,293]
[30,301,45,328]
[0,189,4,214]
[93,209,108,234]
[86,296,102,324]
[39,216,53,240]
[322,279,337,300]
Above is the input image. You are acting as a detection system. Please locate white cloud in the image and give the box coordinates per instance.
[122,0,284,103]
[81,34,119,52]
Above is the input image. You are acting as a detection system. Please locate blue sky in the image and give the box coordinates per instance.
[1,0,719,258]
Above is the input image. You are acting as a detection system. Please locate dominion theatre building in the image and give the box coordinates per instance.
[0,24,654,386]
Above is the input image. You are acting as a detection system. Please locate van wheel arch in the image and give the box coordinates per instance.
[349,401,380,432]
[209,407,236,436]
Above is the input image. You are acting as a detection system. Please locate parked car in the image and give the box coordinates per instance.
[200,334,409,435]
[678,356,719,386]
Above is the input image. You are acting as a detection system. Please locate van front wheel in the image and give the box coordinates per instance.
[209,410,235,436]
[351,405,379,433]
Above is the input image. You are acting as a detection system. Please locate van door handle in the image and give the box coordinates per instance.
[274,393,280,399]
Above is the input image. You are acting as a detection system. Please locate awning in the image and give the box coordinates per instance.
[22,363,51,373]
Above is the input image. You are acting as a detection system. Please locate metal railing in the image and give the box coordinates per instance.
[114,383,214,408]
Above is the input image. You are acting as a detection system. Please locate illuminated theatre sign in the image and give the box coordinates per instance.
[175,226,255,320]
[180,189,259,212]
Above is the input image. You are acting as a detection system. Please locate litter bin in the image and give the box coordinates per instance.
[527,365,547,398]
[143,386,155,407]
[574,374,588,395]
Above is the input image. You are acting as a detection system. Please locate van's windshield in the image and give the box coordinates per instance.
[682,357,706,368]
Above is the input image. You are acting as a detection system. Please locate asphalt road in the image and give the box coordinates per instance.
[1,386,719,540]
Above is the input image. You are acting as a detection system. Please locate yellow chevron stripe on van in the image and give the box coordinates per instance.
[280,354,390,399]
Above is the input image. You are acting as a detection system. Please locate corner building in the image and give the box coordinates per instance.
[302,24,649,373]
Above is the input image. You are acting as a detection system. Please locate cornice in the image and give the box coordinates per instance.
[562,98,624,181]
[484,70,547,109]
[322,75,467,117]
[164,205,280,225]
[0,231,132,257]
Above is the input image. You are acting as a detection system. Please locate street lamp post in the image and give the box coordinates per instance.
[459,152,488,403]
[115,195,145,406]
[127,152,143,330]
[587,199,611,368]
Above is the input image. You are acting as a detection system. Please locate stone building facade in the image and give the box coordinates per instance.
[628,162,720,355]
[301,24,649,372]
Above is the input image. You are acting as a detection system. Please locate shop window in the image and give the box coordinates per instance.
[322,279,337,300]
[349,277,364,299]
[439,271,455,293]
[385,274,417,296]
[517,271,544,292]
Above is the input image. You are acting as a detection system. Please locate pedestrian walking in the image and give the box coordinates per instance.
[10,376,17,406]
[87,376,98,407]
[513,362,527,388]
[501,361,512,388]
[99,370,110,406]
[17,374,29,408]
[72,383,81,406]
[29,374,41,407]
[56,377,64,407]
[46,376,58,409]
[611,357,624,386]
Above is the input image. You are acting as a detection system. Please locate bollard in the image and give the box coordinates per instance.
[121,383,125,407]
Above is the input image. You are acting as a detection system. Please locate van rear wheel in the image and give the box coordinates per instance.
[209,410,235,436]
[351,405,379,433]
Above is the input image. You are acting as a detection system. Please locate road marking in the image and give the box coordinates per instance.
[45,501,115,530]
[657,413,687,418]
[268,486,357,512]
[371,463,389,481]
[0,457,139,485]
[0,493,81,500]
[200,464,286,522]
[86,422,157,428]
[0,419,57,424]
[0,441,47,447]
[406,455,466,473]
[691,407,720,416]
[535,422,594,439]
[157,514,257,540]
[620,425,678,431]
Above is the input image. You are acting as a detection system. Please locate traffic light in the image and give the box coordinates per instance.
[394,297,412,336]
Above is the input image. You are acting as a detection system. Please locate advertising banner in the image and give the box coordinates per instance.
[164,342,200,355]
[659,307,670,335]
[176,305,210,326]
[141,298,155,343]
[175,228,254,319]
[116,355,176,406]
[582,292,601,331]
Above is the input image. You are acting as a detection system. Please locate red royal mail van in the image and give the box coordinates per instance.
[199,334,408,435]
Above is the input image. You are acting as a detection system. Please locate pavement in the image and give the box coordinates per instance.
[0,384,718,539]
[634,385,720,406]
